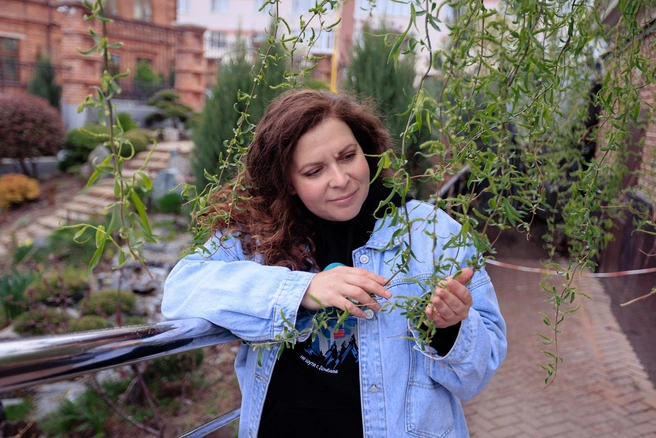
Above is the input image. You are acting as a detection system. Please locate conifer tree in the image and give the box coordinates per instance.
[191,37,287,190]
[27,54,61,109]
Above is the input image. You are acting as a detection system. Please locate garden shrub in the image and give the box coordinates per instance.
[80,289,137,317]
[0,93,65,177]
[13,308,70,336]
[144,349,204,383]
[122,315,147,326]
[39,389,109,437]
[117,111,138,131]
[68,315,111,332]
[146,89,193,129]
[27,267,89,306]
[27,54,61,108]
[59,124,110,170]
[0,174,41,209]
[0,268,37,321]
[120,128,153,157]
[154,192,182,214]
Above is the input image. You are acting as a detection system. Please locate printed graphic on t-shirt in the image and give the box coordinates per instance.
[298,316,358,373]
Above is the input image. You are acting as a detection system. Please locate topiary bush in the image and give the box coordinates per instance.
[59,124,111,171]
[0,93,65,177]
[68,315,112,332]
[0,174,41,209]
[13,308,70,336]
[80,289,137,317]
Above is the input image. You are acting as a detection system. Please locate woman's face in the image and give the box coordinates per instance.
[289,117,370,222]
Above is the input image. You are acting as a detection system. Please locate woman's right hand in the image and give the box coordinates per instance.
[300,266,392,318]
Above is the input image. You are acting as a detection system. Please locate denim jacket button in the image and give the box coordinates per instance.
[368,384,379,393]
[364,308,374,320]
[359,254,370,264]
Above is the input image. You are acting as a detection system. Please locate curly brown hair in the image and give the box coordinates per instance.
[201,89,395,271]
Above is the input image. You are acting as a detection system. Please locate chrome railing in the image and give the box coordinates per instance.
[0,318,240,437]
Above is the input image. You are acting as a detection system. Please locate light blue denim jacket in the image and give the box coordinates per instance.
[162,200,507,437]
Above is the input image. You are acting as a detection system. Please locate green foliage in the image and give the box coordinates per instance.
[120,128,153,158]
[80,289,137,317]
[0,268,37,321]
[146,89,193,129]
[60,124,111,170]
[122,315,147,326]
[39,388,110,437]
[44,222,109,265]
[345,22,417,142]
[117,112,138,131]
[27,267,89,306]
[304,77,330,90]
[134,59,163,96]
[27,54,62,108]
[144,349,205,382]
[191,37,287,190]
[4,398,33,422]
[13,308,70,335]
[0,93,65,177]
[68,315,112,332]
[154,192,183,214]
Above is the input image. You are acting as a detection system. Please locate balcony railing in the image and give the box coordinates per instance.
[0,318,240,438]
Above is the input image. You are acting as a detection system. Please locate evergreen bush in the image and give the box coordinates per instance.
[59,124,111,170]
[144,349,205,383]
[146,89,193,129]
[154,192,183,214]
[117,112,139,131]
[80,289,137,317]
[191,37,287,189]
[120,128,153,157]
[13,308,70,336]
[0,268,37,321]
[27,267,89,306]
[0,93,65,177]
[27,54,61,108]
[68,315,112,332]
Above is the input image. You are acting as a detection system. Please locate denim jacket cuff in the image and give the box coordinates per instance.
[271,271,315,339]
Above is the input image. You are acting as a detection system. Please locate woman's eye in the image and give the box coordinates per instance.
[342,153,356,161]
[305,168,322,177]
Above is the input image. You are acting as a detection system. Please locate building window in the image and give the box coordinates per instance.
[206,32,227,50]
[108,54,120,76]
[177,0,188,13]
[134,0,152,21]
[0,37,19,83]
[212,0,228,13]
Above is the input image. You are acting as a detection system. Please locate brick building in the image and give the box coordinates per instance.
[0,0,206,129]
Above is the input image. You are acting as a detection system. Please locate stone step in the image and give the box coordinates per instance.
[34,215,65,230]
[53,209,93,224]
[137,149,170,161]
[152,140,193,156]
[58,202,107,217]
[72,195,116,209]
[125,158,167,171]
[86,184,116,199]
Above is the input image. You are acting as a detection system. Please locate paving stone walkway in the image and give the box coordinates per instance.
[464,251,656,437]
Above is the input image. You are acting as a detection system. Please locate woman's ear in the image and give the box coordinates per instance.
[289,186,297,195]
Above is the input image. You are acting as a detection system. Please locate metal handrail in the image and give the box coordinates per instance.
[0,318,241,437]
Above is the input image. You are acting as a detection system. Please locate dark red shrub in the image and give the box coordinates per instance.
[0,92,65,176]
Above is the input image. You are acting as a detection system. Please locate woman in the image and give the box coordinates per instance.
[162,89,507,437]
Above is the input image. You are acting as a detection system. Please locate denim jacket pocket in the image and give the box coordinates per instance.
[405,350,455,438]
[405,380,455,438]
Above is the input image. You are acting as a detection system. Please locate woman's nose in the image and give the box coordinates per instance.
[329,166,349,188]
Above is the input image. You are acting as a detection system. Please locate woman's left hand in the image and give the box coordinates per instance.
[425,268,474,328]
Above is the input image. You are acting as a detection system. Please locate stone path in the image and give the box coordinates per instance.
[464,254,656,437]
[0,141,193,259]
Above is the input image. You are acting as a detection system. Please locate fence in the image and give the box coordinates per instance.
[0,318,240,438]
